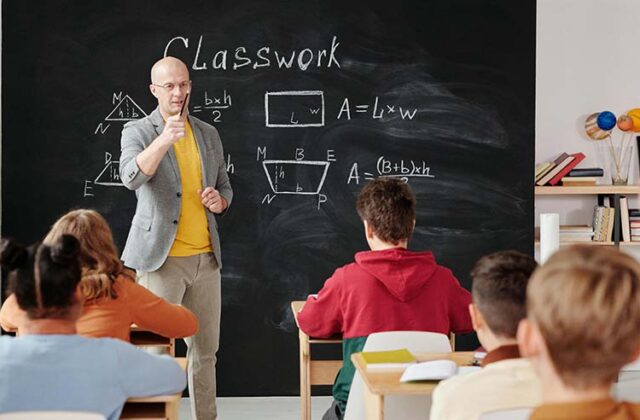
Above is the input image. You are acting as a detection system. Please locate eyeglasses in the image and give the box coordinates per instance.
[152,80,191,92]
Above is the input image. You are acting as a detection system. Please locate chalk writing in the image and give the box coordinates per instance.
[348,157,435,184]
[164,35,341,72]
[191,90,232,122]
[337,96,418,121]
[265,91,325,128]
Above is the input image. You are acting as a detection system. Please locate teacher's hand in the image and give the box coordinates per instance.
[160,114,186,145]
[198,187,227,214]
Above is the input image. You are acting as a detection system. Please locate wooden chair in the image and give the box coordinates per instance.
[291,301,342,420]
[344,331,452,420]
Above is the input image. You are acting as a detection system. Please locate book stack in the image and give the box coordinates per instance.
[592,206,615,242]
[561,168,604,186]
[629,208,640,242]
[559,225,594,242]
[535,152,586,186]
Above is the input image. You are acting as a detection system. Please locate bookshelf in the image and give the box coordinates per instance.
[535,185,640,247]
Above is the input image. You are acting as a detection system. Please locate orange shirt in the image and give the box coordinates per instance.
[531,398,640,419]
[0,274,198,342]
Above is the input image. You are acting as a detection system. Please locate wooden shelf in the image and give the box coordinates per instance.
[535,185,640,195]
[534,241,614,247]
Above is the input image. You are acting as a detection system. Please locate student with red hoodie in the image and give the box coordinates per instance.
[297,178,473,420]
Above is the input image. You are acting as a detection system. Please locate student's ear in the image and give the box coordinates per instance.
[469,303,483,332]
[74,283,86,304]
[628,346,640,364]
[364,220,375,240]
[517,318,541,358]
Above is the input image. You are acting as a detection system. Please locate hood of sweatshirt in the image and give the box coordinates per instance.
[354,248,438,302]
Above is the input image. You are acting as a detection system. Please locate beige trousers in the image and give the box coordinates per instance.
[139,253,221,420]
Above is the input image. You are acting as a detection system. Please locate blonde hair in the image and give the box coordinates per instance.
[43,209,129,300]
[528,245,640,389]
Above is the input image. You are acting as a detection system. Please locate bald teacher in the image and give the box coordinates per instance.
[119,56,233,420]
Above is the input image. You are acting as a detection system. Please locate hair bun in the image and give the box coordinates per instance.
[0,238,29,270]
[48,234,80,264]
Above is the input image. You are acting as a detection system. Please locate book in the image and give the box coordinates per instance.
[399,359,481,382]
[360,348,417,370]
[548,152,586,185]
[606,207,615,242]
[561,178,597,187]
[629,209,640,218]
[535,162,554,181]
[621,197,631,242]
[567,168,604,177]
[560,225,594,233]
[536,153,572,186]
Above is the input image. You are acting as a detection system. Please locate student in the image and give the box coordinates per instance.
[518,245,640,419]
[297,178,473,420]
[0,235,186,419]
[431,250,541,420]
[0,209,197,341]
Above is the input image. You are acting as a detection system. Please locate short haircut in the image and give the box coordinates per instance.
[471,250,537,338]
[528,245,640,389]
[1,235,81,320]
[355,178,416,244]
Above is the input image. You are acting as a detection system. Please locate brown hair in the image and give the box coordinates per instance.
[43,209,129,301]
[528,245,640,389]
[355,178,416,244]
[471,250,537,338]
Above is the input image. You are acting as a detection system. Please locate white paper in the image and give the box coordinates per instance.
[400,359,458,382]
[540,213,560,263]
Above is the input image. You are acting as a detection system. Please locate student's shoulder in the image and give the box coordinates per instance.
[434,366,488,397]
[327,263,359,282]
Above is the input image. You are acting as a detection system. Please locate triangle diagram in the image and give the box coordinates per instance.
[104,95,147,121]
[94,160,123,186]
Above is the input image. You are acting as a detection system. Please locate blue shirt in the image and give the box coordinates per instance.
[0,334,186,419]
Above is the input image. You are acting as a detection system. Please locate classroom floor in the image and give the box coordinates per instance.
[179,396,333,420]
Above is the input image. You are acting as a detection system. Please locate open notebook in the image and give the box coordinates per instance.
[400,359,481,382]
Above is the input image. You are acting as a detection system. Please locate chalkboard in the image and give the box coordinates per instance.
[2,0,535,396]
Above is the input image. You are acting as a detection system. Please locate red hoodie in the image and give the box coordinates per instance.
[297,248,473,415]
[298,248,473,339]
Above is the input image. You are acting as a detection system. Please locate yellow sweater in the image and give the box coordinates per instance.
[169,120,213,256]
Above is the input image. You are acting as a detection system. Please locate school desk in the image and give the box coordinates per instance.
[120,357,186,420]
[291,301,342,420]
[130,324,176,356]
[351,351,474,420]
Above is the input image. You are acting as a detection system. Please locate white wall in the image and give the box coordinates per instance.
[536,0,640,256]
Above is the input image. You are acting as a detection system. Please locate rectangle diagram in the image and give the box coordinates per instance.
[265,91,325,128]
[262,160,330,195]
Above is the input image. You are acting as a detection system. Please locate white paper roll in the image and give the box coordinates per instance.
[540,213,560,263]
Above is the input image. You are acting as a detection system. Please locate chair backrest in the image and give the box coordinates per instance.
[479,407,533,420]
[0,412,106,420]
[344,331,452,420]
[364,331,452,354]
[614,356,640,402]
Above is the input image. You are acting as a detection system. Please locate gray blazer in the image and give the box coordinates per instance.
[119,108,233,272]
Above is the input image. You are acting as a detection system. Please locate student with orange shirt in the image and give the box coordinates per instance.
[0,209,197,341]
[518,245,640,419]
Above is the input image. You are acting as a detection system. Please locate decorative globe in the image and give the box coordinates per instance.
[628,108,640,132]
[618,115,634,131]
[585,112,610,140]
[596,111,617,130]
